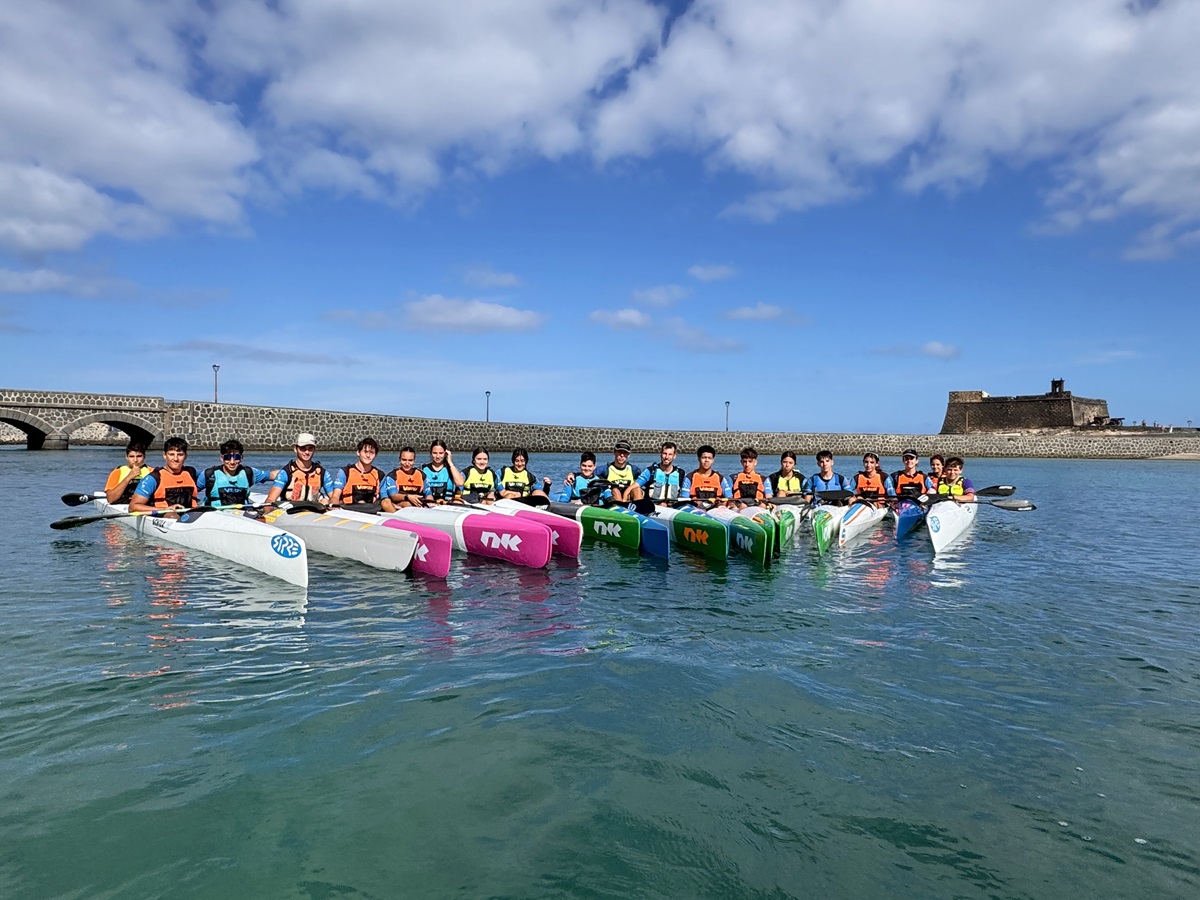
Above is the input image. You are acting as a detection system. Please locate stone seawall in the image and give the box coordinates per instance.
[4,390,1200,459]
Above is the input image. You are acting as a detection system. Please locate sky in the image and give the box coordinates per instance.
[1,0,1198,435]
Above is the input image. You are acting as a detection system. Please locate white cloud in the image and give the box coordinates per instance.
[463,265,522,288]
[688,264,736,281]
[726,302,784,321]
[631,284,689,307]
[664,317,744,354]
[330,294,544,334]
[0,267,131,297]
[874,341,962,360]
[148,339,361,367]
[590,308,653,329]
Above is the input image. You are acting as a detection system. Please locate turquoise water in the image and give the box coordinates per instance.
[2,449,1198,898]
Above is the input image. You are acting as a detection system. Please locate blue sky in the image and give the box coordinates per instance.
[2,0,1198,434]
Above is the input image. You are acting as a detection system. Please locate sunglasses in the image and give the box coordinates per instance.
[222,453,242,461]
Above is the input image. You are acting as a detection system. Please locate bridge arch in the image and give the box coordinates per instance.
[61,412,164,449]
[0,410,63,450]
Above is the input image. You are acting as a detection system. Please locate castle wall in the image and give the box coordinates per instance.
[941,392,1109,433]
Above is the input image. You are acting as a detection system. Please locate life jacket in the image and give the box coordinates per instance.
[461,466,498,500]
[809,472,851,493]
[731,471,765,500]
[688,469,724,500]
[148,466,198,509]
[341,464,383,505]
[500,466,536,496]
[280,459,326,503]
[891,469,928,497]
[768,470,805,495]
[389,467,425,496]
[202,464,254,507]
[422,464,456,501]
[928,474,941,491]
[604,462,636,487]
[853,471,889,499]
[642,464,684,501]
[107,465,150,504]
[937,477,966,496]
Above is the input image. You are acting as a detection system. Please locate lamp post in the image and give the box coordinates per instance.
[212,364,220,403]
[725,400,730,432]
[485,391,491,423]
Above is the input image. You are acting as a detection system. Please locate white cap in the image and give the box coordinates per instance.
[295,433,317,448]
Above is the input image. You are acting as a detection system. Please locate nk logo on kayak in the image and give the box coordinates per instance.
[413,543,429,562]
[271,534,304,558]
[682,527,709,545]
[481,531,522,551]
[593,522,622,537]
[735,533,755,552]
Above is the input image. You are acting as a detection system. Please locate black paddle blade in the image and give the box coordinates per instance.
[50,513,119,530]
[976,485,1017,497]
[815,489,853,502]
[285,501,327,514]
[630,499,658,516]
[61,492,98,507]
[512,495,551,508]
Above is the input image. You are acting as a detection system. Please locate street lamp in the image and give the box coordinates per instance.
[485,391,491,423]
[725,400,730,432]
[212,364,220,403]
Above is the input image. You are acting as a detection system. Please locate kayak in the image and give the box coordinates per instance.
[695,506,771,567]
[547,502,641,552]
[740,504,798,556]
[650,505,730,561]
[610,506,670,559]
[321,508,454,578]
[93,500,309,587]
[491,500,584,558]
[261,504,418,573]
[893,498,926,540]
[811,504,843,555]
[838,501,888,549]
[381,506,554,568]
[926,499,978,554]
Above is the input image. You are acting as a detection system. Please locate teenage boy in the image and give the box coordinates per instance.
[767,451,806,498]
[636,441,687,502]
[557,452,610,504]
[851,452,895,507]
[683,444,732,503]
[891,449,933,498]
[328,437,386,507]
[195,439,277,508]
[804,450,853,504]
[266,432,331,506]
[730,446,772,506]
[104,442,152,504]
[935,457,976,502]
[381,446,426,511]
[129,437,198,514]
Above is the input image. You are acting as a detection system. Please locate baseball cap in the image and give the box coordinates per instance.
[295,432,317,448]
[901,448,918,459]
[614,440,632,453]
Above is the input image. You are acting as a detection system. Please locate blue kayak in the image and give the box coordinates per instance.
[611,507,670,559]
[893,498,926,540]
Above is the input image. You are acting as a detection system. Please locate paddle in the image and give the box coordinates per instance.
[920,495,1036,511]
[51,501,283,530]
[61,491,105,507]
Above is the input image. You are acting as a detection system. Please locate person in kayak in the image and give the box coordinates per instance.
[557,452,612,504]
[195,439,277,508]
[328,437,386,507]
[595,440,643,502]
[460,448,500,503]
[265,432,332,506]
[935,457,976,502]
[852,453,895,508]
[891,449,933,498]
[804,450,853,504]
[636,442,686,502]
[928,454,945,490]
[381,446,426,511]
[683,445,731,504]
[730,446,772,507]
[104,441,152,504]
[498,448,551,500]
[421,440,463,505]
[129,436,199,515]
[767,451,806,498]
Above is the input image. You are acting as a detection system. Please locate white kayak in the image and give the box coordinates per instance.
[262,503,417,572]
[381,505,554,568]
[838,501,888,549]
[926,499,978,554]
[93,500,309,587]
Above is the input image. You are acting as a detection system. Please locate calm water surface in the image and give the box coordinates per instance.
[1,449,1198,898]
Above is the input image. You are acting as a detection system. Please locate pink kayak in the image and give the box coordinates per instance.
[382,507,554,569]
[490,500,583,558]
[318,507,454,578]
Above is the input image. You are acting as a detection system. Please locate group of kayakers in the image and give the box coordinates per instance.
[105,432,976,514]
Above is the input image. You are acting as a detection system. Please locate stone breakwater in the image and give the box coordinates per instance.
[3,390,1199,458]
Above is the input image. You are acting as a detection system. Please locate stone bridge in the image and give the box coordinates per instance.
[0,389,166,450]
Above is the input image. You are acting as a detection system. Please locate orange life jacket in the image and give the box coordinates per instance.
[731,471,765,500]
[281,460,326,502]
[341,464,383,505]
[149,466,198,509]
[689,469,725,500]
[854,471,888,499]
[892,469,928,496]
[389,467,425,495]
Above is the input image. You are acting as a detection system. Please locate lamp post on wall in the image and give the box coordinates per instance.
[212,364,220,403]
[725,400,730,432]
[485,391,491,423]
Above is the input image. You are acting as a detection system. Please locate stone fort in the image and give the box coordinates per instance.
[940,380,1111,434]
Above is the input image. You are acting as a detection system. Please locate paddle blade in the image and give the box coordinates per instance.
[630,499,658,516]
[511,495,551,508]
[816,489,853,502]
[767,495,808,506]
[61,492,101,507]
[991,498,1036,511]
[285,501,327,514]
[51,514,116,530]
[976,485,1017,497]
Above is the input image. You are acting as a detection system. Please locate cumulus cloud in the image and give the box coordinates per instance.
[688,264,736,281]
[463,265,522,288]
[875,341,962,361]
[631,284,689,306]
[725,302,784,321]
[590,308,653,329]
[329,294,544,333]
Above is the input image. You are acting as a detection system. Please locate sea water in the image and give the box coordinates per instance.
[1,449,1197,898]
